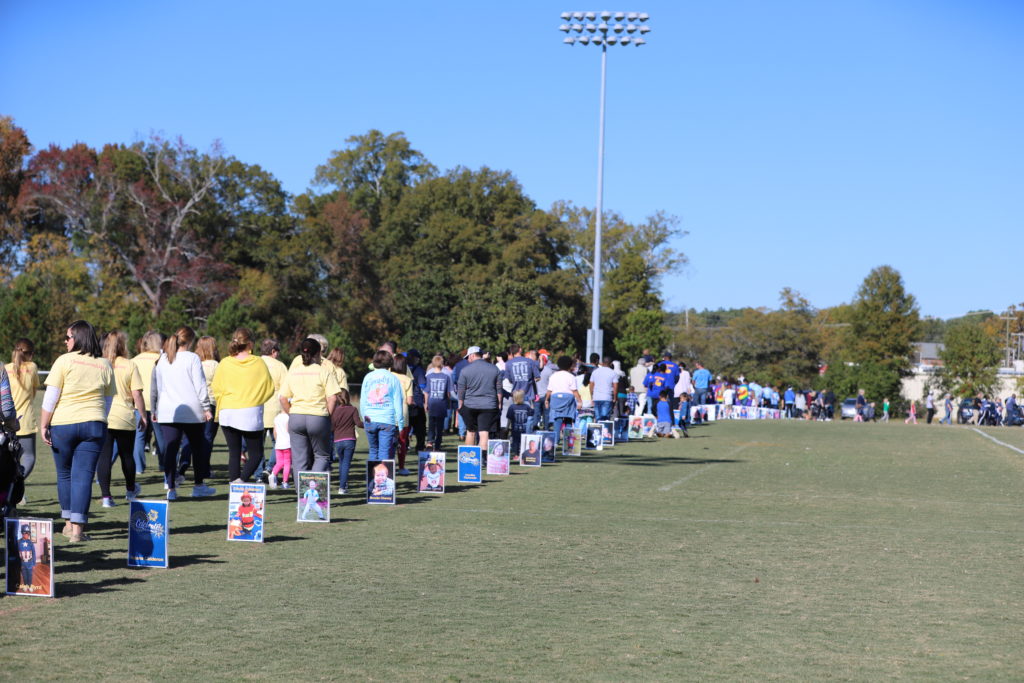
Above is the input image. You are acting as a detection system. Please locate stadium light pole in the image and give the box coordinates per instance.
[560,11,650,362]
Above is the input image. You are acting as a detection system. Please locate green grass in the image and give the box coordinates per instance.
[1,420,1022,680]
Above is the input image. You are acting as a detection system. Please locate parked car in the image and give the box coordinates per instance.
[958,398,976,424]
[840,398,858,419]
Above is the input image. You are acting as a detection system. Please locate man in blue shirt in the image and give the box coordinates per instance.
[692,361,712,406]
[503,344,540,431]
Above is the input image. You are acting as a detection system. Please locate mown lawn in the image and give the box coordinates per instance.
[1,419,1021,680]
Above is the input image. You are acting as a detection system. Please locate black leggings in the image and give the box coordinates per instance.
[223,426,263,482]
[97,428,137,498]
[160,422,210,488]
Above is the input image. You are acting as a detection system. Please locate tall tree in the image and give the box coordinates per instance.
[0,116,32,273]
[313,129,436,227]
[19,137,228,318]
[937,321,1001,397]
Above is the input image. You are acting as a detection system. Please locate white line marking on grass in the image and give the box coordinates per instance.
[971,428,1024,455]
[658,443,753,492]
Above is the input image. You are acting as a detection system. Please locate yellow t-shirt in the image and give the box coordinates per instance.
[45,352,115,426]
[107,357,143,431]
[262,355,288,428]
[393,371,412,425]
[334,365,349,393]
[202,359,218,397]
[4,361,40,436]
[131,351,161,411]
[280,362,341,417]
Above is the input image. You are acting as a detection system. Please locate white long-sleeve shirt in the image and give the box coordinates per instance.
[152,350,210,424]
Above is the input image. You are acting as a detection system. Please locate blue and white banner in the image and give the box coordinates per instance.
[457,446,482,483]
[128,500,169,568]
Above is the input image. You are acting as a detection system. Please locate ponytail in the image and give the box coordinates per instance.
[10,338,34,391]
[164,326,196,365]
[299,338,320,367]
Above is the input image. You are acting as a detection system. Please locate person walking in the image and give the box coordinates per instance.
[279,338,340,473]
[360,350,405,461]
[211,328,276,483]
[38,320,115,542]
[152,326,216,500]
[131,330,164,474]
[96,331,146,507]
[5,339,40,487]
[457,346,502,452]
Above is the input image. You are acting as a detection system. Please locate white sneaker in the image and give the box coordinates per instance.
[268,474,278,489]
[192,484,217,498]
[231,478,244,484]
[397,468,410,476]
[338,487,347,495]
[166,489,177,501]
[281,482,290,489]
[101,497,116,508]
[126,483,142,501]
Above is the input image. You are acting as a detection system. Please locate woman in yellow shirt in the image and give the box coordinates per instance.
[38,320,115,543]
[131,330,165,474]
[279,338,340,472]
[210,328,275,482]
[96,331,147,508]
[5,338,40,483]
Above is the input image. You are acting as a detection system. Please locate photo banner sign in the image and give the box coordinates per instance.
[227,483,266,542]
[627,416,643,440]
[5,518,53,597]
[599,421,615,448]
[458,445,482,483]
[128,500,169,568]
[520,434,542,467]
[486,440,510,476]
[368,460,397,504]
[563,428,582,456]
[641,415,657,439]
[297,471,330,523]
[585,424,604,451]
[418,452,446,493]
[539,431,557,463]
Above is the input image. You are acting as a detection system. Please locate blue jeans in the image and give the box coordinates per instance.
[51,421,106,524]
[593,400,613,422]
[133,410,165,474]
[334,440,355,490]
[365,421,396,461]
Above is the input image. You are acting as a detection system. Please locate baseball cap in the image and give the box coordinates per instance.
[466,345,482,356]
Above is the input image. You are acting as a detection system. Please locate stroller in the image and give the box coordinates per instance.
[1003,404,1024,426]
[0,426,26,522]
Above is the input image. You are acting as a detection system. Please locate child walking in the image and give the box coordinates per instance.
[655,389,674,437]
[506,390,532,459]
[269,410,292,489]
[424,355,453,451]
[330,388,361,495]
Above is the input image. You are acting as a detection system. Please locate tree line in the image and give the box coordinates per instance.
[1,115,1016,397]
[0,118,681,376]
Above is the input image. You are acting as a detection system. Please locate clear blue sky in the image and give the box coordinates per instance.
[2,1,1021,320]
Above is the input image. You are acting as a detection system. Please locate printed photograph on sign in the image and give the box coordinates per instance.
[486,440,510,475]
[5,518,53,597]
[627,415,643,440]
[367,460,397,504]
[586,424,604,450]
[227,483,266,542]
[297,471,330,522]
[641,415,657,438]
[563,428,582,456]
[457,445,482,483]
[539,431,557,463]
[418,452,446,493]
[520,434,542,467]
[599,420,615,447]
[128,500,169,568]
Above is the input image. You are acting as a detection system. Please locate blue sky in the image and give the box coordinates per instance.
[2,1,1021,320]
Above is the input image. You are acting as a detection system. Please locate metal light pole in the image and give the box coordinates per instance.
[560,11,649,362]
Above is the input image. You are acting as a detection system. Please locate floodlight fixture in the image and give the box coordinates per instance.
[563,36,576,44]
[637,12,649,21]
[573,11,584,19]
[600,10,612,20]
[614,11,625,20]
[561,11,571,20]
[579,35,591,44]
[560,23,570,32]
[585,11,596,20]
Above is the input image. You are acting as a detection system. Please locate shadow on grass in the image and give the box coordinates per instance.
[56,548,226,575]
[58,575,148,598]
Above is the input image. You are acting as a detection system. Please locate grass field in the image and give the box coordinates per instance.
[1,419,1021,680]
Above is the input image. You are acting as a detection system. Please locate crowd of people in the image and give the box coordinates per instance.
[5,323,1022,545]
